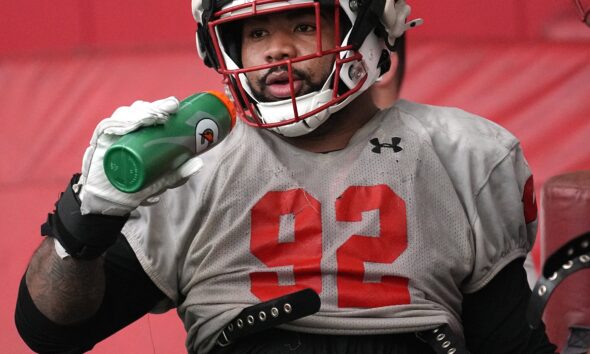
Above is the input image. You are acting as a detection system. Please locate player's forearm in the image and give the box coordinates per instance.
[25,237,105,325]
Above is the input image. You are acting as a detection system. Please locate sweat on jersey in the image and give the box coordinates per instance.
[122,100,537,354]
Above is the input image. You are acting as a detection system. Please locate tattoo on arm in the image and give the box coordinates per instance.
[26,238,106,325]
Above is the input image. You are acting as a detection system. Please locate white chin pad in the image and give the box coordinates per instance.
[255,89,333,137]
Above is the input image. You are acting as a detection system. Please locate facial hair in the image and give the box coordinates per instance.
[250,65,328,102]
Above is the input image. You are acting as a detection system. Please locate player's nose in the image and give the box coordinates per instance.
[264,30,297,63]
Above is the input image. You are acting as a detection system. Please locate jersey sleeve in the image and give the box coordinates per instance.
[395,100,538,294]
[463,142,537,293]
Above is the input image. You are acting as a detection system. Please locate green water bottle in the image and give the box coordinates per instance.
[103,91,236,193]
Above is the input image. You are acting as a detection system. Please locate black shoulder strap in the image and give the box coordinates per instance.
[527,231,590,329]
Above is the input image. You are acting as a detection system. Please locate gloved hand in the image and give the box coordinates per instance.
[381,0,424,48]
[75,97,204,216]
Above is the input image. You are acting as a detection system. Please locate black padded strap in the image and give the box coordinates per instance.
[216,288,321,347]
[41,174,129,259]
[527,231,590,329]
[416,324,470,354]
[542,231,590,278]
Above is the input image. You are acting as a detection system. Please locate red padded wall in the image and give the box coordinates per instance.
[89,0,196,48]
[1,1,589,353]
[0,1,85,55]
[540,172,590,351]
[2,0,589,57]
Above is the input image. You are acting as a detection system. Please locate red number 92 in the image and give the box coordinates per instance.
[250,185,410,308]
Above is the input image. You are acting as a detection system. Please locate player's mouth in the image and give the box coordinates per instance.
[263,71,303,100]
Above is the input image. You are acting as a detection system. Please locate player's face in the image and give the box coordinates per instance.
[240,8,336,102]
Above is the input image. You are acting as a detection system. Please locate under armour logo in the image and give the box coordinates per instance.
[370,137,403,154]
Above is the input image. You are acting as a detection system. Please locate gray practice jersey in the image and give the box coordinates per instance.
[122,99,538,353]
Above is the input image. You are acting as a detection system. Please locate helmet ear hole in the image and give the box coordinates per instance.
[377,49,391,77]
[197,23,218,68]
[218,22,243,67]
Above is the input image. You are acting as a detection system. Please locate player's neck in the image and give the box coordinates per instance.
[280,92,379,153]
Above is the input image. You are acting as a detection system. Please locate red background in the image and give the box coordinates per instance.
[1,1,589,352]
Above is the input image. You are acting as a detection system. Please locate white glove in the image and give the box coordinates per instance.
[381,0,424,47]
[76,97,204,216]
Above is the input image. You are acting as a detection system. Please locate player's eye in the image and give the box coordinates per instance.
[248,28,268,39]
[294,23,316,33]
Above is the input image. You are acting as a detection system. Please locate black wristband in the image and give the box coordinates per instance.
[41,174,129,259]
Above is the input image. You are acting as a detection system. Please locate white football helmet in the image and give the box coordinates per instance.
[192,0,420,137]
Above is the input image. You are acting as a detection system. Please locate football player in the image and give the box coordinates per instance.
[16,0,557,353]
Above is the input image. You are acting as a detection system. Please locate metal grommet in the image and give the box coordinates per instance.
[548,272,558,281]
[432,328,439,334]
[271,307,279,317]
[448,348,457,354]
[247,315,254,325]
[236,319,244,328]
[259,311,267,321]
[227,323,234,331]
[442,341,451,348]
[562,260,574,270]
[284,303,292,314]
[538,285,547,296]
[436,333,445,341]
[581,240,589,249]
[216,331,230,347]
[580,254,590,263]
[567,248,575,256]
